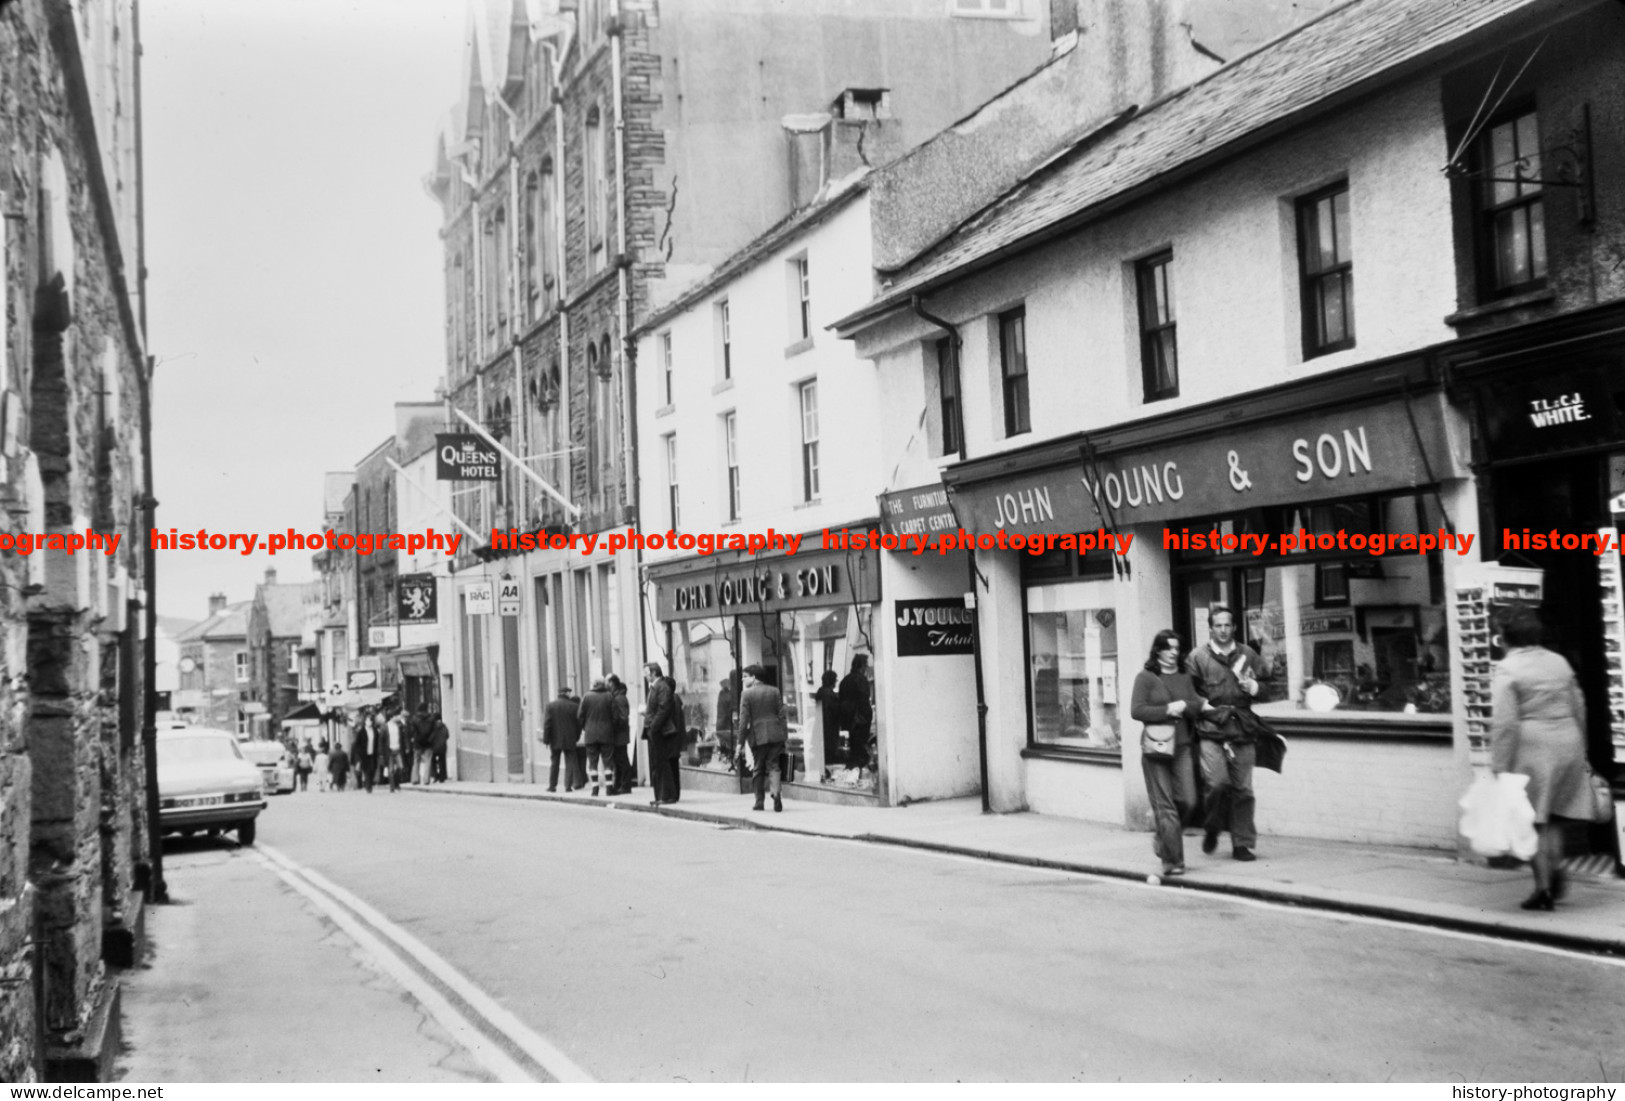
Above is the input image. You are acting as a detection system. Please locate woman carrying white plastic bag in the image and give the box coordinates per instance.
[1487,605,1594,911]
[1458,771,1538,862]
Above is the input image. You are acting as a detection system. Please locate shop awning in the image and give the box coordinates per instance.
[284,701,324,722]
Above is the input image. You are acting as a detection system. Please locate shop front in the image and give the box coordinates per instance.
[942,356,1477,848]
[646,536,883,803]
[1447,301,1625,870]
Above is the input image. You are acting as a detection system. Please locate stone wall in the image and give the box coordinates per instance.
[0,0,151,1081]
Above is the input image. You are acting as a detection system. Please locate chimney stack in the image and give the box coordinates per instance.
[208,593,227,616]
[265,567,278,587]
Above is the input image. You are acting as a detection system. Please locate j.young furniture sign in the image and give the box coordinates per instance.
[894,598,975,657]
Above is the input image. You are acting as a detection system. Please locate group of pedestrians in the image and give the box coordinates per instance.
[1134,602,1596,914]
[542,674,638,797]
[340,705,450,794]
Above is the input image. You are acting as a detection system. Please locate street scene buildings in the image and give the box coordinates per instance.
[6,0,1625,1084]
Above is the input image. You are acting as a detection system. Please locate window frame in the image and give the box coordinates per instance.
[799,380,820,502]
[660,330,674,405]
[1472,106,1547,298]
[998,306,1030,438]
[936,336,960,456]
[723,411,741,522]
[1136,251,1179,402]
[234,651,249,684]
[664,433,680,528]
[1296,181,1355,358]
[795,257,811,341]
[718,300,732,380]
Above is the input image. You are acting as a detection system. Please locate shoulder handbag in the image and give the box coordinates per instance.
[1140,722,1176,760]
[1589,767,1615,823]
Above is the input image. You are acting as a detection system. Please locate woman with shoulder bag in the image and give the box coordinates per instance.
[1131,629,1208,877]
[1489,604,1593,911]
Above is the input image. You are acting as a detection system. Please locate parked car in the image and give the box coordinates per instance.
[238,739,296,794]
[156,727,266,846]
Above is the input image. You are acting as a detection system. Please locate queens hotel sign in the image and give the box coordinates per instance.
[952,393,1462,534]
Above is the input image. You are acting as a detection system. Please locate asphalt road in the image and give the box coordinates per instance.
[122,786,1625,1083]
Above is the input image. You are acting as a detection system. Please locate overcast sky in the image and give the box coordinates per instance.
[143,0,466,621]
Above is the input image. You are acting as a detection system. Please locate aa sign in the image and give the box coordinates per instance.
[498,578,521,617]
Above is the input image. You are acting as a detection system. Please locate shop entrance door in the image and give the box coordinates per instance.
[1492,453,1617,864]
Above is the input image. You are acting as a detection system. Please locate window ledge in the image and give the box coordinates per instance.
[654,403,674,419]
[711,379,734,395]
[1445,288,1555,327]
[794,498,822,509]
[1021,745,1123,766]
[1264,713,1452,741]
[784,336,814,358]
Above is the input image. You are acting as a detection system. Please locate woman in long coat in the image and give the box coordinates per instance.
[1130,629,1205,876]
[577,679,618,797]
[1489,604,1594,910]
[736,664,788,812]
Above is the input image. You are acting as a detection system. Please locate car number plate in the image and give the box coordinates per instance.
[176,795,223,808]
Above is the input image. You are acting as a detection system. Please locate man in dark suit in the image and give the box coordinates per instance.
[542,686,582,792]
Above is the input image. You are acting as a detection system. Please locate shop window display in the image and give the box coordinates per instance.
[1175,492,1452,717]
[1026,580,1121,750]
[667,605,880,790]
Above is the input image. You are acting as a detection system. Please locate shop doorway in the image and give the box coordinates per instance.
[1492,453,1617,866]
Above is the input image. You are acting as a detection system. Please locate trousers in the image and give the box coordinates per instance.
[751,742,785,805]
[1141,743,1196,868]
[549,745,583,790]
[1199,738,1256,849]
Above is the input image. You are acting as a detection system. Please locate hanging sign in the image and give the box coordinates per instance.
[435,434,501,481]
[397,573,438,624]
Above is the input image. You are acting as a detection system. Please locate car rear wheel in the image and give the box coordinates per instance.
[238,819,256,846]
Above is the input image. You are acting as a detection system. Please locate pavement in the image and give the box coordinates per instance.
[410,778,1625,956]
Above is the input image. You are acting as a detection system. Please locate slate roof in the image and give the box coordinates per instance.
[259,582,319,640]
[175,603,250,643]
[836,0,1545,331]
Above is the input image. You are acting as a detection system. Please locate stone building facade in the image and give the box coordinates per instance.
[1,0,153,1081]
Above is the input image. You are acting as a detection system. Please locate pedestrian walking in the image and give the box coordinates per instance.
[353,712,377,794]
[412,705,435,785]
[577,679,617,797]
[1186,605,1266,862]
[1131,629,1208,877]
[736,664,788,813]
[429,710,449,783]
[384,708,405,792]
[608,674,635,795]
[643,663,682,805]
[313,743,331,793]
[542,685,583,792]
[294,742,314,792]
[1490,604,1593,911]
[328,744,349,792]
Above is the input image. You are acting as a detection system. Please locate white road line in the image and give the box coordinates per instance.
[883,842,1625,969]
[249,851,535,1083]
[259,844,595,1083]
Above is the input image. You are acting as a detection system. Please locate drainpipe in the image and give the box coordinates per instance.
[139,355,164,901]
[610,1,634,526]
[908,296,990,813]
